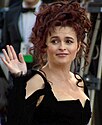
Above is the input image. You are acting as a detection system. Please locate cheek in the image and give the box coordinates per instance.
[69,45,78,53]
[69,47,79,58]
[47,46,56,55]
[70,43,80,53]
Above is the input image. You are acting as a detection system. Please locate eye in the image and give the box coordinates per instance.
[50,39,59,44]
[65,39,74,44]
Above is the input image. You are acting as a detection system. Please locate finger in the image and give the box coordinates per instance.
[0,56,16,74]
[6,45,13,60]
[18,53,25,63]
[0,56,10,67]
[2,49,11,63]
[10,45,18,60]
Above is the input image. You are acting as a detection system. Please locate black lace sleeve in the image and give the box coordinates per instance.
[7,69,35,125]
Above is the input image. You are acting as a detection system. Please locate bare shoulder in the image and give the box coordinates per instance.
[26,73,45,99]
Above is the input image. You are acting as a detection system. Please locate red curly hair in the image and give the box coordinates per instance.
[30,0,91,67]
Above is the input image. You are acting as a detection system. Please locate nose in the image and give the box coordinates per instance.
[59,42,66,51]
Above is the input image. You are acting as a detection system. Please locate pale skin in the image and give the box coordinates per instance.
[1,26,89,108]
[24,0,39,7]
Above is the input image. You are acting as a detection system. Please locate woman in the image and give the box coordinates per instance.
[1,0,92,125]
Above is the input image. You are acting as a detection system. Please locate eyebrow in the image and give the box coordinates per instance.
[65,37,74,40]
[50,36,58,39]
[50,36,74,40]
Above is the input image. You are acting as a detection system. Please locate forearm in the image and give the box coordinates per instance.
[7,69,33,125]
[7,75,26,125]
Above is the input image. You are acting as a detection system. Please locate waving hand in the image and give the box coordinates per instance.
[0,45,27,76]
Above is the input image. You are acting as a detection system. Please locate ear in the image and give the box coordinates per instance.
[77,42,81,52]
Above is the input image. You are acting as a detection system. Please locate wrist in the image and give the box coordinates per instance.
[12,71,25,78]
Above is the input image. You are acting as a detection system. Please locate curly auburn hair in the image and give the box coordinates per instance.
[30,0,91,67]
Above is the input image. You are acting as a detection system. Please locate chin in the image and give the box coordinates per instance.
[56,61,69,66]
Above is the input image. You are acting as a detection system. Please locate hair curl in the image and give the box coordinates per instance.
[30,0,91,68]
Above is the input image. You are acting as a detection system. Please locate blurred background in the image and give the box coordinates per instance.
[0,0,102,125]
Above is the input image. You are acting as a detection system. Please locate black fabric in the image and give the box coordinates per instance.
[7,69,91,125]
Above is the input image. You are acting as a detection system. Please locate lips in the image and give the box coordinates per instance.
[56,53,68,56]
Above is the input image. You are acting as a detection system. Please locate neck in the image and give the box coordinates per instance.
[24,0,39,7]
[43,62,72,79]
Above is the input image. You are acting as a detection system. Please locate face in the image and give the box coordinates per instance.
[46,26,80,66]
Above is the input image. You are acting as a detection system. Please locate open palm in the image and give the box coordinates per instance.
[1,45,27,75]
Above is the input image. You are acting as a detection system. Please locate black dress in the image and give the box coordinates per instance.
[7,69,91,125]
